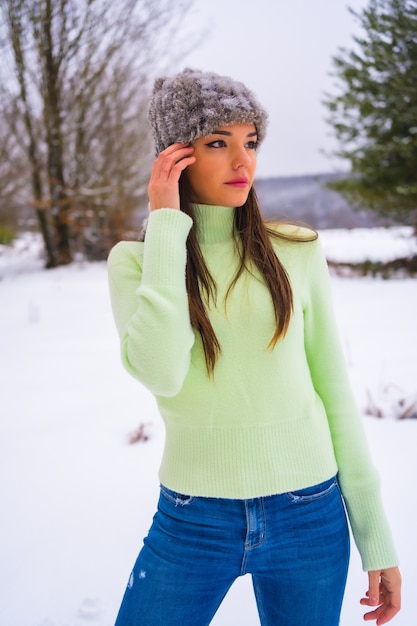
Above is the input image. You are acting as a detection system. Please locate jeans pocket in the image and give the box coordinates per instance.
[160,484,195,507]
[286,477,337,503]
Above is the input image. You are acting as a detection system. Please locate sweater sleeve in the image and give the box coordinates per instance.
[107,209,195,397]
[303,238,398,571]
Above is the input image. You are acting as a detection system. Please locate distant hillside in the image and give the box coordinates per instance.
[254,173,393,229]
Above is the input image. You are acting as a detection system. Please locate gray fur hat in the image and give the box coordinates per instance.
[148,68,268,154]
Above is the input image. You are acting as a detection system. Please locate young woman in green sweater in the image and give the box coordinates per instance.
[108,69,401,626]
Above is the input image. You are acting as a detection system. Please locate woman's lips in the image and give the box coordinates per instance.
[224,178,249,188]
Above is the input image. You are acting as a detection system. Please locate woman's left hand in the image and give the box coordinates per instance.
[361,566,401,624]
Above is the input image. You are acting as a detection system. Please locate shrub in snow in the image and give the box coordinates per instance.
[128,422,152,444]
[365,384,417,419]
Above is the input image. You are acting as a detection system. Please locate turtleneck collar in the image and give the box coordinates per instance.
[192,204,236,244]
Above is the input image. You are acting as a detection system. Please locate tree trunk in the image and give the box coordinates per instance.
[42,0,71,265]
[6,0,57,267]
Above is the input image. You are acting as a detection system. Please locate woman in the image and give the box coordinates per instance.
[108,68,401,626]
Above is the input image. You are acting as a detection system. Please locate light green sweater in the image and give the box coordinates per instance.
[108,204,398,571]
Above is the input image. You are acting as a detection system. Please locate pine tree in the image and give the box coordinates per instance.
[324,0,417,230]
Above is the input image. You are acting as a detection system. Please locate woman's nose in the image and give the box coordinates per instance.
[231,147,252,169]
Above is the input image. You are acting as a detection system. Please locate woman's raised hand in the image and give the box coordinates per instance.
[148,143,195,212]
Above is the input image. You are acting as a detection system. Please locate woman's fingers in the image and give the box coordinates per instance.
[157,144,195,182]
[361,568,401,625]
[148,143,195,211]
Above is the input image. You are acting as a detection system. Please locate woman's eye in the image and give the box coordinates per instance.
[205,139,258,149]
[206,140,226,148]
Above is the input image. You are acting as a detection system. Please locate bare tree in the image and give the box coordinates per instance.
[0,0,195,266]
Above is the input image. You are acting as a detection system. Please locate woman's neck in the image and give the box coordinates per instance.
[192,204,236,244]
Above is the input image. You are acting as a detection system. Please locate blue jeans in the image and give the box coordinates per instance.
[115,476,350,626]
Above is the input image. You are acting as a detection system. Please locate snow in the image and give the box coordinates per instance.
[319,226,417,263]
[0,228,416,626]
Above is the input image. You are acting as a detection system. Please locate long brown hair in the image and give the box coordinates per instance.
[179,176,317,375]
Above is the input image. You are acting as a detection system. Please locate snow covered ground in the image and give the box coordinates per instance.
[0,227,416,626]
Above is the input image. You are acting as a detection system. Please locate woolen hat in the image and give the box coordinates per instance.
[148,68,268,154]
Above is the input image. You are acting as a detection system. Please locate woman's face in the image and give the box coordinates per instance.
[185,123,258,207]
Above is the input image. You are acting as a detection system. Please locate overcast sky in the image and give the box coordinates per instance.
[174,0,369,178]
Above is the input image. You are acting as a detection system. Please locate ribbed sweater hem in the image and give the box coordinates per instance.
[158,420,338,500]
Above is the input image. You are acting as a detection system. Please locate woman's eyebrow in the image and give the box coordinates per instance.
[211,130,258,137]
